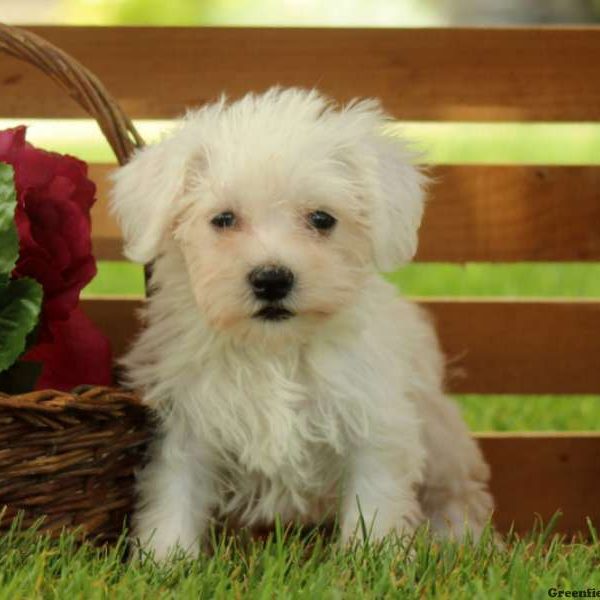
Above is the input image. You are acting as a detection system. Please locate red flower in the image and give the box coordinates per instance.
[23,308,112,390]
[0,126,112,390]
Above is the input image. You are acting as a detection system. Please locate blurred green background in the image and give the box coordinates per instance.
[3,0,599,431]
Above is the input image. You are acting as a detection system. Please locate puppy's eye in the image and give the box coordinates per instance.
[307,210,337,233]
[211,211,237,229]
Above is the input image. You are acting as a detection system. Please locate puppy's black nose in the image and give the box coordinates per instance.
[248,265,294,302]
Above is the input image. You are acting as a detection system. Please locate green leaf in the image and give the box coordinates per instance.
[0,162,19,276]
[0,277,43,372]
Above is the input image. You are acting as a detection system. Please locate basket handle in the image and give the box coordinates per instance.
[0,23,153,287]
[0,23,144,166]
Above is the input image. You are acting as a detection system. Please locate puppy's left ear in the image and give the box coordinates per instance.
[368,134,428,271]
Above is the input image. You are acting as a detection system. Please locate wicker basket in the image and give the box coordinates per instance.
[0,23,152,543]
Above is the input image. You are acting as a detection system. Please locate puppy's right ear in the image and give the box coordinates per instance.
[110,138,188,263]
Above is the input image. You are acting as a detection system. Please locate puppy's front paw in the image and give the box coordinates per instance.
[130,513,204,563]
[340,495,422,547]
[129,421,217,563]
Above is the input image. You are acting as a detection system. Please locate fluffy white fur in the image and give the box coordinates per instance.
[110,87,493,560]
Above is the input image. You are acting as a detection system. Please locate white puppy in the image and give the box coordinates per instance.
[111,87,493,560]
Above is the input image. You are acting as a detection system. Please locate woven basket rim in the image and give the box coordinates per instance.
[0,388,145,412]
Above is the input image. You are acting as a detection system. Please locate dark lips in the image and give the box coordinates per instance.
[253,305,294,321]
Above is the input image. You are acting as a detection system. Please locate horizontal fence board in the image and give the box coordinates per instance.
[1,27,600,120]
[82,298,600,394]
[429,300,600,394]
[478,433,600,535]
[89,164,600,262]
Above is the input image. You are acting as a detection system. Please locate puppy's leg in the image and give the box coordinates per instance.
[340,446,424,544]
[419,392,494,540]
[132,420,216,561]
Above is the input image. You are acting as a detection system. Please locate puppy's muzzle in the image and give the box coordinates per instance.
[248,265,294,302]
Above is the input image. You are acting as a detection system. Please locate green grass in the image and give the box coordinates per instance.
[386,263,600,298]
[85,262,145,297]
[1,519,598,599]
[456,395,600,432]
[393,122,600,165]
